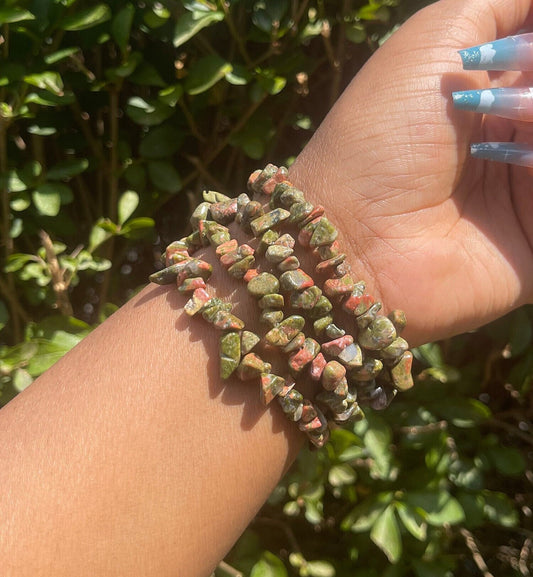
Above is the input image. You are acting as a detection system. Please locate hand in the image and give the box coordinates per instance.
[290,0,533,346]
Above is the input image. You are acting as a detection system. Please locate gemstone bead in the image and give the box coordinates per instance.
[278,385,304,421]
[289,201,315,225]
[247,272,280,298]
[265,316,305,347]
[274,233,296,248]
[315,253,346,276]
[390,351,414,391]
[203,190,231,203]
[349,358,383,382]
[279,269,314,292]
[258,229,279,254]
[243,268,259,283]
[358,316,397,350]
[277,256,300,272]
[355,302,382,329]
[388,309,407,334]
[290,286,322,310]
[300,205,326,228]
[279,185,305,207]
[308,296,333,319]
[309,217,338,247]
[184,287,211,316]
[321,361,346,391]
[237,200,264,233]
[343,291,374,316]
[258,293,284,309]
[380,337,409,361]
[333,402,364,424]
[313,315,334,336]
[269,181,292,208]
[325,324,345,339]
[337,343,363,368]
[300,401,318,423]
[220,244,254,268]
[212,310,245,331]
[260,373,285,405]
[241,330,261,354]
[177,276,206,293]
[190,202,211,229]
[227,254,256,279]
[321,335,354,357]
[149,263,186,285]
[201,299,232,322]
[219,332,241,379]
[316,240,342,260]
[260,310,284,327]
[282,331,306,354]
[250,208,290,237]
[309,352,327,381]
[324,274,355,299]
[165,245,189,266]
[210,199,238,224]
[298,218,320,247]
[265,244,293,263]
[288,338,320,374]
[248,164,277,194]
[299,409,328,433]
[236,353,271,380]
[176,259,213,285]
[215,239,238,257]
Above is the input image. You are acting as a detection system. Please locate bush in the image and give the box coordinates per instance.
[0,1,531,575]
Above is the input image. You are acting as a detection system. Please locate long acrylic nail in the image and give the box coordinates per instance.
[459,32,533,71]
[470,142,533,168]
[452,87,533,121]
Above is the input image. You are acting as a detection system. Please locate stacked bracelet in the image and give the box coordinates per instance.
[150,164,414,448]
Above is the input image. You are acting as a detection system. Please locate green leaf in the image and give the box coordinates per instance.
[10,191,31,212]
[456,492,485,529]
[32,186,60,216]
[406,491,464,527]
[0,343,38,373]
[12,368,33,392]
[47,158,89,180]
[482,490,519,527]
[370,504,402,564]
[44,47,79,65]
[364,413,393,479]
[88,222,112,252]
[61,4,111,31]
[158,84,183,107]
[250,551,288,577]
[283,500,300,517]
[306,560,336,577]
[139,125,184,159]
[148,161,182,193]
[27,334,86,376]
[185,55,232,95]
[117,190,139,225]
[173,10,224,48]
[112,3,135,54]
[4,253,35,273]
[328,464,356,487]
[0,7,35,25]
[341,492,393,532]
[24,72,64,95]
[436,398,491,428]
[483,446,526,476]
[395,502,427,541]
[126,96,173,126]
[120,217,154,238]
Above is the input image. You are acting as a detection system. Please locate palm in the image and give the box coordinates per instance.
[292,0,533,344]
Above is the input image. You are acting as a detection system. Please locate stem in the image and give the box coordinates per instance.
[39,230,73,316]
[220,1,252,65]
[216,560,243,577]
[459,528,494,577]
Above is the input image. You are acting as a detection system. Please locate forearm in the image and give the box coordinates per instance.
[0,282,303,576]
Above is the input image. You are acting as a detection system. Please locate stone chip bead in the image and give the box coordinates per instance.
[290,286,322,310]
[380,337,409,362]
[250,208,290,237]
[288,338,320,374]
[236,353,271,381]
[289,201,315,225]
[277,256,300,272]
[258,293,284,309]
[209,199,238,224]
[279,269,314,292]
[277,384,304,421]
[260,373,286,405]
[190,201,211,229]
[321,335,354,357]
[219,331,241,379]
[237,200,264,233]
[260,309,284,327]
[149,262,187,285]
[355,302,382,329]
[321,360,347,391]
[324,274,355,299]
[203,190,231,204]
[177,277,206,293]
[248,164,278,194]
[176,259,213,286]
[184,287,211,316]
[265,244,293,264]
[309,352,327,381]
[388,309,407,334]
[200,298,232,322]
[258,229,279,254]
[336,342,363,368]
[212,310,245,331]
[390,350,414,391]
[241,330,260,354]
[350,357,383,382]
[247,272,280,298]
[309,217,338,248]
[265,315,305,347]
[282,331,306,354]
[358,316,397,351]
[227,255,256,279]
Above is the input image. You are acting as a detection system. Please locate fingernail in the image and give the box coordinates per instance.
[452,87,533,121]
[459,32,533,71]
[470,142,533,168]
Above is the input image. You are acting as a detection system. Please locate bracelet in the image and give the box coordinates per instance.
[149,164,414,448]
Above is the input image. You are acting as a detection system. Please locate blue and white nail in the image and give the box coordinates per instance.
[459,32,533,71]
[470,142,533,168]
[452,87,533,121]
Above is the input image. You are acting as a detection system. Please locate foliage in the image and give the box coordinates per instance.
[0,0,531,575]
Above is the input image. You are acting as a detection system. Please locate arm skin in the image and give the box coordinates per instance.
[1,0,533,575]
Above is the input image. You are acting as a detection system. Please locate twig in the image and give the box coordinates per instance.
[486,419,533,447]
[217,560,243,577]
[519,537,532,576]
[220,1,252,65]
[398,421,448,435]
[39,230,73,316]
[460,528,494,577]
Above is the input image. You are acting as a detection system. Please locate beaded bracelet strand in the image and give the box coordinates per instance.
[150,164,414,448]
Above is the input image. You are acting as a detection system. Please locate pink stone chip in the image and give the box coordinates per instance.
[321,335,354,357]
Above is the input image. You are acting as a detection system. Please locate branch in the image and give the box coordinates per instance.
[460,528,494,577]
[39,230,73,316]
